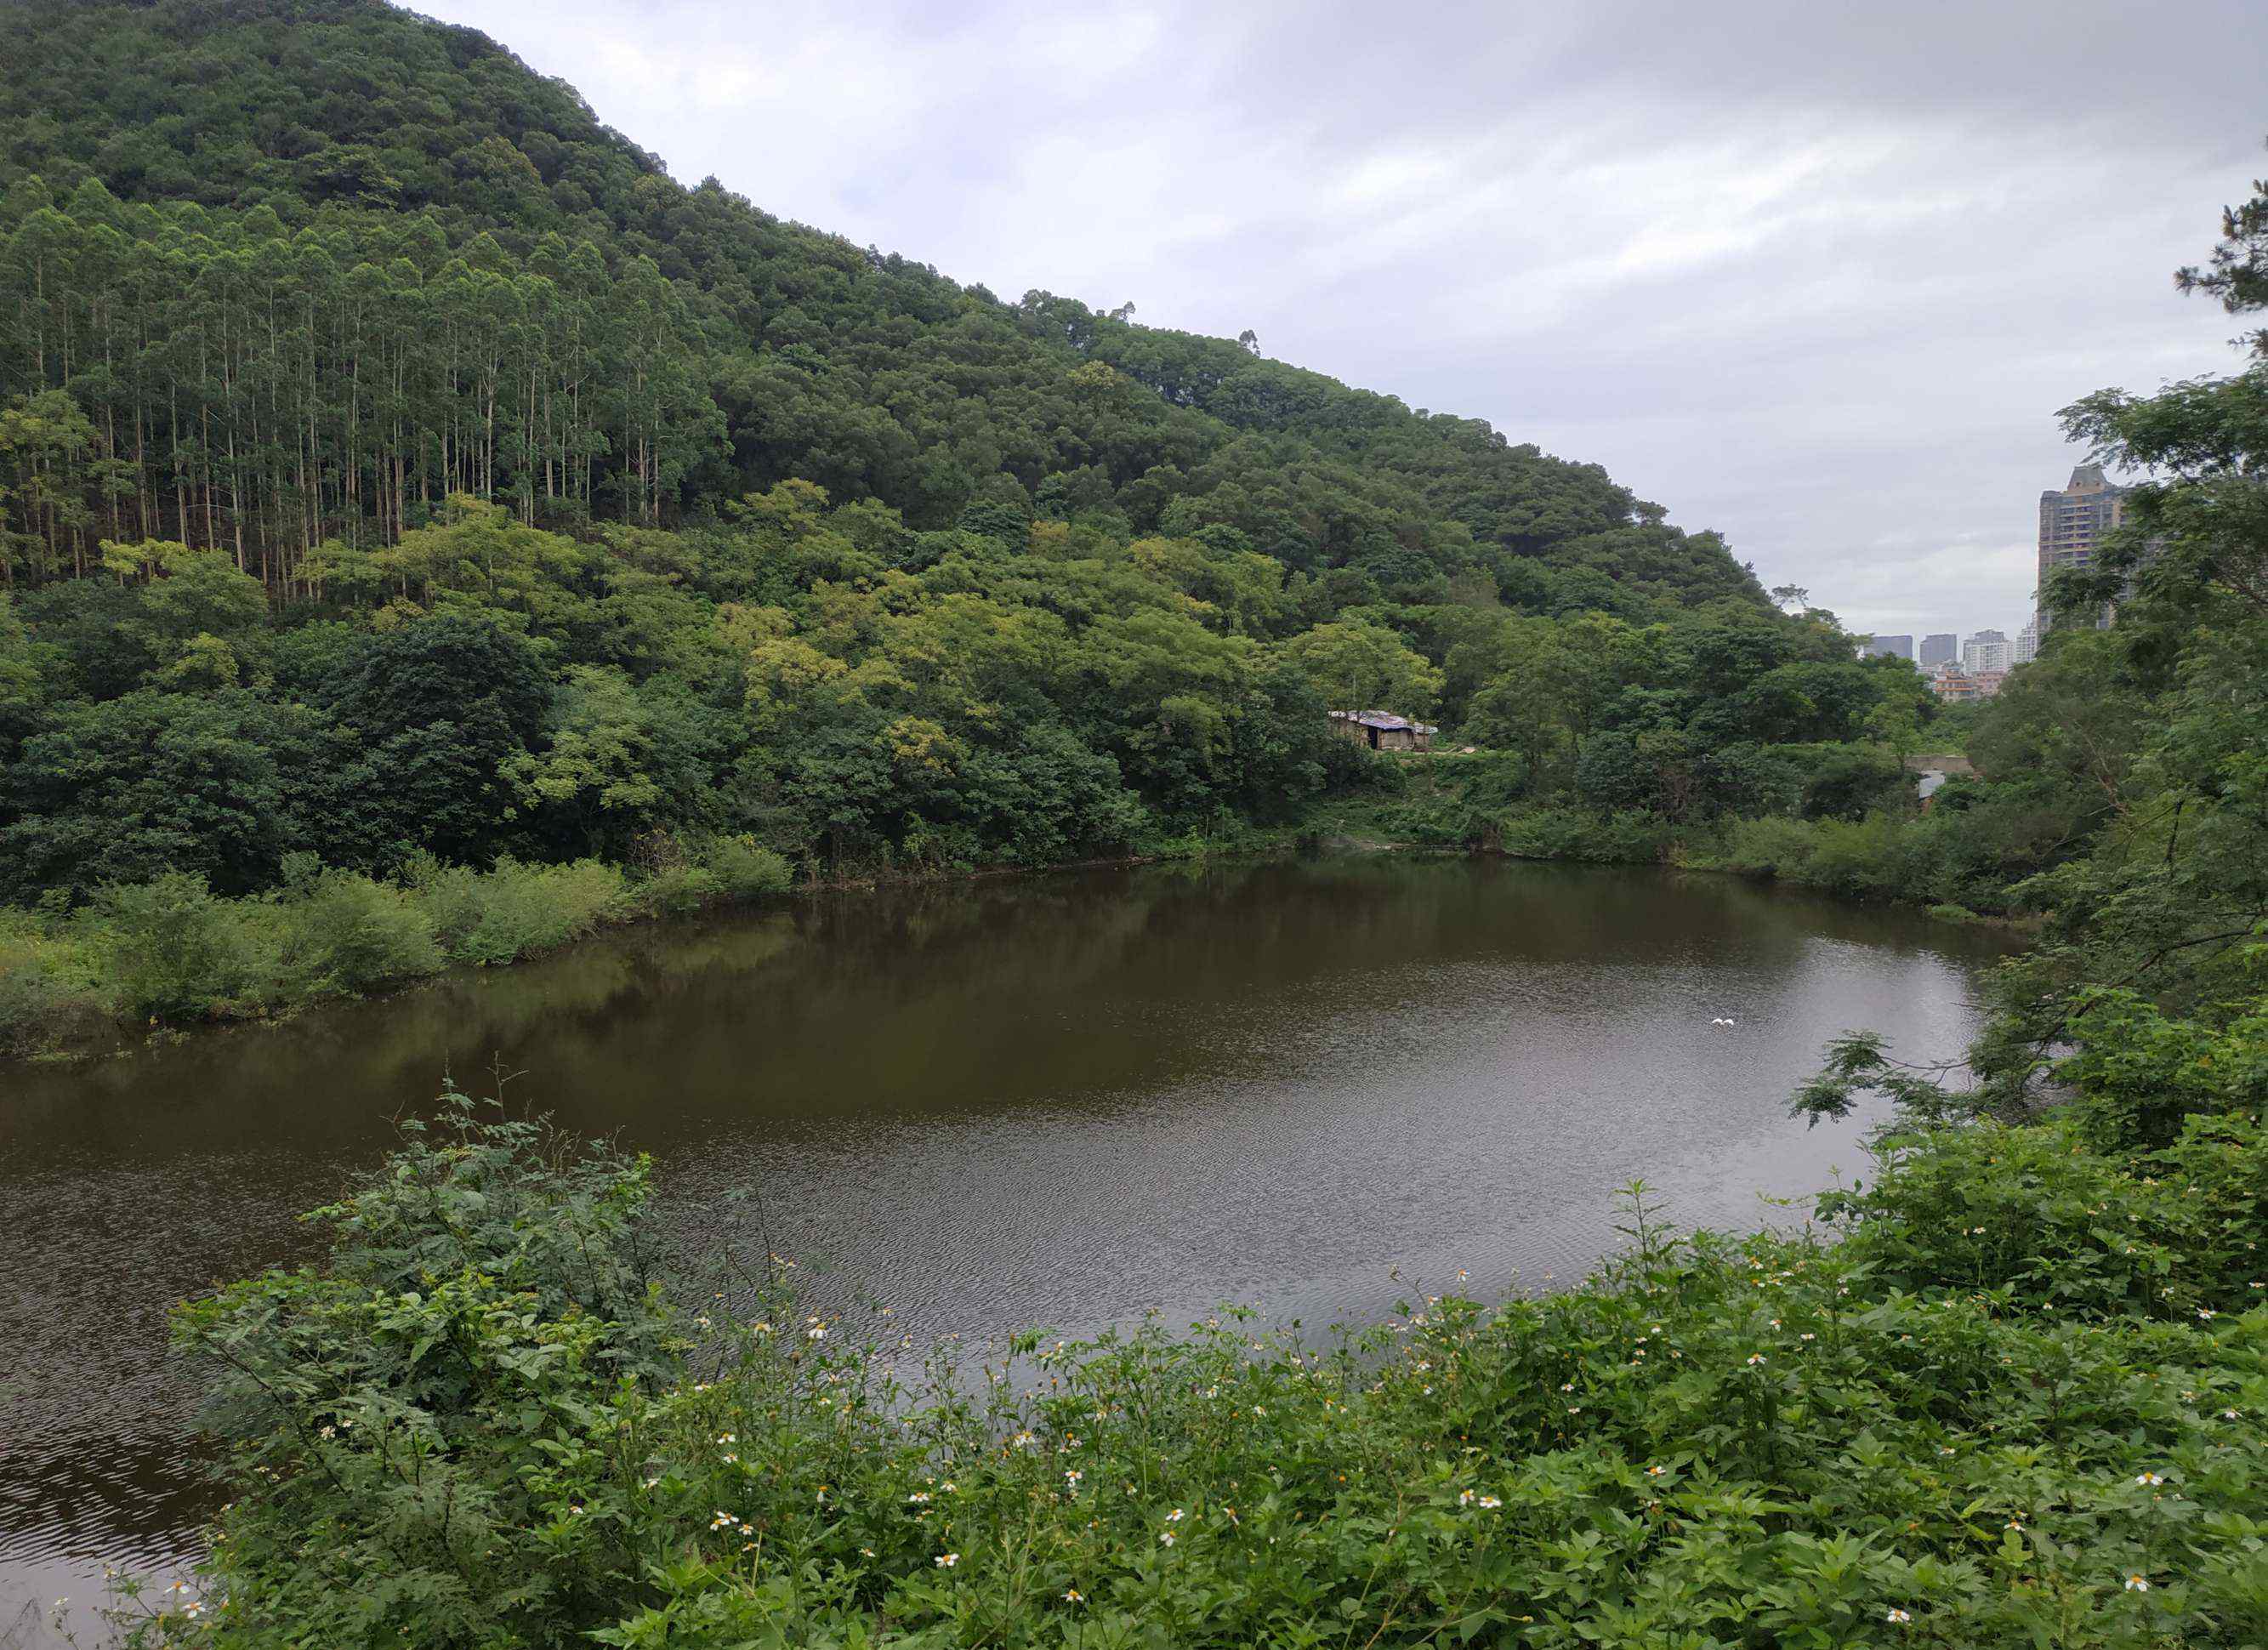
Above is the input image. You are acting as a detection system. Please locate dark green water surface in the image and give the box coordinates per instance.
[0,856,2018,1634]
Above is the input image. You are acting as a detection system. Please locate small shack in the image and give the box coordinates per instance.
[1330,708,1437,753]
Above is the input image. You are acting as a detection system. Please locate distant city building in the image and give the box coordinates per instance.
[1962,629,2011,674]
[2014,623,2040,665]
[2038,463,2128,632]
[1930,667,2007,703]
[1918,633,1958,667]
[1867,634,1914,661]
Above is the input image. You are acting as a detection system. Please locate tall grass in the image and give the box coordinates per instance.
[0,834,793,1056]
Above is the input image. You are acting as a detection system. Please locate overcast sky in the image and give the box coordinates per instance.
[418,0,2268,638]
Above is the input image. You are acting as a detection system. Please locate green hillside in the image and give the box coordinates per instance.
[0,0,1932,1047]
[0,0,1757,603]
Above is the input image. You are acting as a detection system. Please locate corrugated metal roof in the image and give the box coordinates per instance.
[1331,709,1439,733]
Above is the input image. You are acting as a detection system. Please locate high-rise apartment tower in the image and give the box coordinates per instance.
[2038,463,2127,632]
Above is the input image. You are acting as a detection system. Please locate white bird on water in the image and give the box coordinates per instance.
[1710,1017,1737,1027]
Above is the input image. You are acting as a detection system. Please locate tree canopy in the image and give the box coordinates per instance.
[0,0,1879,909]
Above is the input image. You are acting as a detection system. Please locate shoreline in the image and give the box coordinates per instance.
[1,845,1252,1068]
[3,822,2029,1071]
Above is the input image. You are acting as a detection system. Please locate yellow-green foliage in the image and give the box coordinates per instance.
[0,851,788,1055]
[407,856,633,967]
[0,904,107,1052]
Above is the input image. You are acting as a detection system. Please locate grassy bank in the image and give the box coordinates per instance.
[0,822,1338,1060]
[124,1071,2268,1647]
[0,837,793,1057]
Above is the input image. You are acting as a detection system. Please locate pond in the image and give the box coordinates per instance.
[0,856,2018,1636]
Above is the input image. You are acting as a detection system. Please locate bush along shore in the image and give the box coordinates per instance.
[0,836,791,1057]
[0,822,1359,1061]
[1305,753,2059,919]
[117,1050,2267,1648]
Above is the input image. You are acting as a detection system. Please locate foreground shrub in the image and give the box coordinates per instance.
[138,1073,2268,1648]
[1369,751,1532,846]
[167,1095,674,1646]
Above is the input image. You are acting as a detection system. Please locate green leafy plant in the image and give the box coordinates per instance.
[132,1084,2268,1649]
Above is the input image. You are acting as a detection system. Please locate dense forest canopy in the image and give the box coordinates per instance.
[0,0,1918,942]
[0,0,1759,600]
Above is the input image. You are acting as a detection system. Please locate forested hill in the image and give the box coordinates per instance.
[0,0,1758,608]
[0,0,1939,1019]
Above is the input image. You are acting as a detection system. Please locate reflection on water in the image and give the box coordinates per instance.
[0,856,2017,1632]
